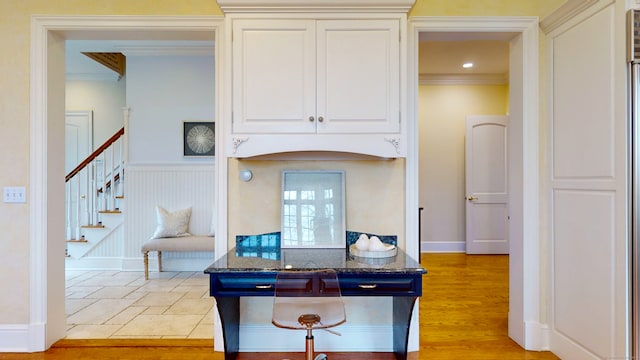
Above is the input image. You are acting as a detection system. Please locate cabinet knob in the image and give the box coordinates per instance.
[309,116,315,122]
[318,116,324,122]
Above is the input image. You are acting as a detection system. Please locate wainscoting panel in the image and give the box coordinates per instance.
[125,164,215,270]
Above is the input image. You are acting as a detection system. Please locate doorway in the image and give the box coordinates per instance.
[409,17,540,349]
[30,16,223,349]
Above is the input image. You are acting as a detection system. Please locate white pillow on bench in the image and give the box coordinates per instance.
[150,206,191,239]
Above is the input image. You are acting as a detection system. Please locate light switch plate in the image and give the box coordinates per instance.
[3,186,26,203]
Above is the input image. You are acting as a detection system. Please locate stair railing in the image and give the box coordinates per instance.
[65,127,125,241]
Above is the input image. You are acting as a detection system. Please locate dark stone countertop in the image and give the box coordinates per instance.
[204,247,426,275]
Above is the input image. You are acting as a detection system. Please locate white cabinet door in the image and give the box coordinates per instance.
[232,18,400,135]
[232,19,316,133]
[317,20,400,133]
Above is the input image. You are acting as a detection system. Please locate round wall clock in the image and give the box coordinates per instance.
[184,122,215,156]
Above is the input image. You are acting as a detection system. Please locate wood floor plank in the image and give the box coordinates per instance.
[0,254,560,359]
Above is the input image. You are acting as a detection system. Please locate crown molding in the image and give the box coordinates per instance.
[216,0,415,13]
[540,0,601,34]
[66,72,121,81]
[118,44,214,56]
[419,73,508,85]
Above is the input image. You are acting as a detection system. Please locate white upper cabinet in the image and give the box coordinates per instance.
[224,12,407,158]
[317,20,400,134]
[232,19,400,135]
[232,19,317,134]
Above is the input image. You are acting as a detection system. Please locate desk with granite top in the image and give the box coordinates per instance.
[205,247,426,360]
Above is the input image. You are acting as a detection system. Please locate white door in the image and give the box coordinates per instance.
[465,115,509,254]
[65,110,93,235]
[65,110,93,173]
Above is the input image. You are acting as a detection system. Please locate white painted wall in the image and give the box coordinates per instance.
[418,84,508,252]
[66,78,126,147]
[126,55,216,164]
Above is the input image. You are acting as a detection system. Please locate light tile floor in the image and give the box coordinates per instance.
[65,269,215,339]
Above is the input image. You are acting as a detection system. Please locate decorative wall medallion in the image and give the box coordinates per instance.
[183,121,215,157]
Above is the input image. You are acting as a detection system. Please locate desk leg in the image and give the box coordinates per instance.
[392,296,418,360]
[214,296,240,360]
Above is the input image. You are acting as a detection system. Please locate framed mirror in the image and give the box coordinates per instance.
[281,170,346,248]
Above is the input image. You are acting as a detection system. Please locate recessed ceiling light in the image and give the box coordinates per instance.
[462,62,474,68]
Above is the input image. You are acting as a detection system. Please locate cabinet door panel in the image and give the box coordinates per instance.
[317,20,400,133]
[232,19,316,133]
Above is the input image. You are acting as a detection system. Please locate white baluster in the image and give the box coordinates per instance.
[85,161,90,227]
[118,137,124,198]
[75,175,81,240]
[66,181,71,240]
[102,153,107,214]
[92,160,98,225]
[110,144,115,210]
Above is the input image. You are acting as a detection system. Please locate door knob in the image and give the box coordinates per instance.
[467,196,477,201]
[309,116,315,122]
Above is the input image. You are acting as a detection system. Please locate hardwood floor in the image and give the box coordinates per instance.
[0,254,560,359]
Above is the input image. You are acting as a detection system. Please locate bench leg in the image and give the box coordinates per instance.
[158,251,162,273]
[144,252,149,280]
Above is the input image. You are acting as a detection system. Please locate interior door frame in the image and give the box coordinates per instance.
[408,17,541,349]
[29,15,226,351]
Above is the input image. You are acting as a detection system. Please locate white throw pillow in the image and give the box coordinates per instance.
[151,206,192,239]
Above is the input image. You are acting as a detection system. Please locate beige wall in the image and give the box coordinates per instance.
[0,0,565,336]
[418,84,509,250]
[410,0,563,17]
[228,158,406,249]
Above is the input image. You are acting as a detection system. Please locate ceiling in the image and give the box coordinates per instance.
[66,31,515,83]
[418,31,516,84]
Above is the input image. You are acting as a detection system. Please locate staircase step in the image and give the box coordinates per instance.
[82,224,105,229]
[99,209,122,214]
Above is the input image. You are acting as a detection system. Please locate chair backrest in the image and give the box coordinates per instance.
[274,269,341,298]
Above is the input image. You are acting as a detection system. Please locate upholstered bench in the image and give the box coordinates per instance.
[141,235,215,280]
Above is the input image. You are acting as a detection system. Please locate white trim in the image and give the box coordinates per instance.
[540,0,601,34]
[30,15,225,352]
[119,44,215,56]
[126,163,215,171]
[66,72,120,81]
[29,15,50,353]
[65,256,215,271]
[419,73,509,85]
[216,0,415,13]
[524,321,551,350]
[0,325,31,352]
[420,241,466,253]
[408,16,542,350]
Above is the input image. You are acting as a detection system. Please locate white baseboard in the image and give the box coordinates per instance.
[0,324,31,352]
[239,324,393,352]
[66,256,215,273]
[549,329,601,360]
[421,241,466,253]
[524,320,550,350]
[65,257,125,270]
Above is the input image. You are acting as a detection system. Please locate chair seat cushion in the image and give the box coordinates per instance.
[141,235,214,253]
